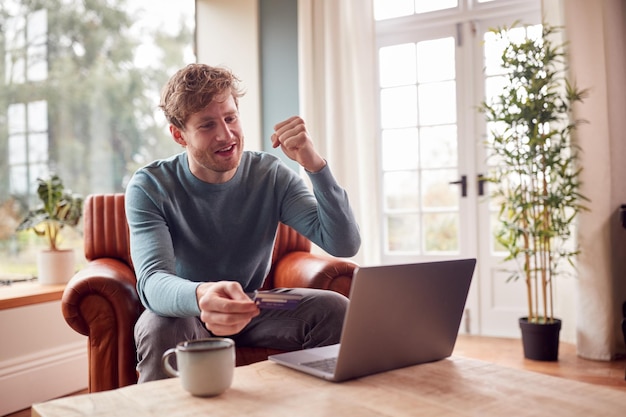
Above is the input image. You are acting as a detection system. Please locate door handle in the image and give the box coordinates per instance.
[449,175,467,197]
[477,174,488,196]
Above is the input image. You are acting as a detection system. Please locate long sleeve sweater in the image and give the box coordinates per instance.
[125,151,361,317]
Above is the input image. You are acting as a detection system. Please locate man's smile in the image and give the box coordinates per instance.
[216,144,236,154]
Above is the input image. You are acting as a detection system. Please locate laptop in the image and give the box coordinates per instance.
[268,258,476,382]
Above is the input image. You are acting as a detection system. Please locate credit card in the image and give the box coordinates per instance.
[249,289,302,310]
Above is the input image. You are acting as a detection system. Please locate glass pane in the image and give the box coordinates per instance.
[386,214,421,252]
[28,101,48,132]
[420,125,457,169]
[527,24,543,41]
[418,80,456,125]
[29,133,49,162]
[483,30,507,76]
[384,171,419,210]
[380,86,418,128]
[484,121,507,164]
[28,9,47,44]
[374,0,414,21]
[484,24,542,76]
[5,15,25,49]
[422,169,458,208]
[8,135,26,164]
[9,165,28,195]
[490,211,506,253]
[415,0,458,14]
[374,0,458,19]
[132,0,196,66]
[6,51,26,84]
[416,37,455,83]
[484,75,507,106]
[423,212,458,252]
[379,43,416,88]
[28,44,48,81]
[382,128,419,171]
[29,163,50,186]
[483,21,547,199]
[489,184,505,210]
[8,103,25,133]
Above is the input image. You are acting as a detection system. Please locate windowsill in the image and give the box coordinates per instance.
[0,281,66,310]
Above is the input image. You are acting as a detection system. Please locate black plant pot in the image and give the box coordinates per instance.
[519,317,562,361]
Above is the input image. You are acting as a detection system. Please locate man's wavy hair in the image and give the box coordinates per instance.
[159,64,245,129]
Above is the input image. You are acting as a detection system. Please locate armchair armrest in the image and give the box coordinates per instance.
[62,258,143,392]
[272,251,357,297]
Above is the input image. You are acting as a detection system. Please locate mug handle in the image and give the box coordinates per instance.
[162,348,179,377]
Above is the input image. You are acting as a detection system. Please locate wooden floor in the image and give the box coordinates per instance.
[6,335,626,417]
[454,335,626,389]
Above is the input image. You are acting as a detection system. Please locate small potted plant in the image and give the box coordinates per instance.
[479,22,588,360]
[16,174,84,284]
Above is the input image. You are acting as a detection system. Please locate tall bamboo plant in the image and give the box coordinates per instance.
[480,23,588,324]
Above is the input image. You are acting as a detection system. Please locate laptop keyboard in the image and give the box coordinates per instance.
[302,357,337,374]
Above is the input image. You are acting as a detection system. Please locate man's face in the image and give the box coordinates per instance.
[171,92,244,183]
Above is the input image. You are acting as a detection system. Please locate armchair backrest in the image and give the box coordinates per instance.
[271,218,311,263]
[82,193,312,276]
[84,194,132,266]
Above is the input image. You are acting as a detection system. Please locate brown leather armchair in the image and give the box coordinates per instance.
[62,193,357,392]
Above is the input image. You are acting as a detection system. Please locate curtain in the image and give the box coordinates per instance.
[297,0,381,265]
[555,0,626,360]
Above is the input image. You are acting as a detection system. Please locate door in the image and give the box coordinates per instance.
[376,6,541,336]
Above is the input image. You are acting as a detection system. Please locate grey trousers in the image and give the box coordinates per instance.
[134,288,348,382]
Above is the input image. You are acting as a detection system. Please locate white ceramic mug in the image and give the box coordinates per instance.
[162,337,235,397]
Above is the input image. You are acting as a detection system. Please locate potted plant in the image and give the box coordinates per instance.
[479,23,588,360]
[16,174,84,285]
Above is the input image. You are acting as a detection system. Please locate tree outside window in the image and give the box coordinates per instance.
[0,0,195,277]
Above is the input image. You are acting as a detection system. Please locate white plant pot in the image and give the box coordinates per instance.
[37,249,76,285]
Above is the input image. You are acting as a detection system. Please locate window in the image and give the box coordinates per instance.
[8,101,49,197]
[374,0,541,261]
[379,37,459,253]
[4,8,48,84]
[4,7,49,199]
[0,0,195,277]
[374,0,459,21]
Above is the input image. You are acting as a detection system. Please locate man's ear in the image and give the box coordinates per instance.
[170,125,186,147]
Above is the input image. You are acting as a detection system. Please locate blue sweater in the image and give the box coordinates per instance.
[125,151,361,317]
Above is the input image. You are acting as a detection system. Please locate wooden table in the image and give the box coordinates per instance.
[32,356,626,417]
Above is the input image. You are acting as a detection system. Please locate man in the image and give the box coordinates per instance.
[125,63,361,382]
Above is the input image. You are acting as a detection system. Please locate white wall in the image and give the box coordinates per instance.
[0,301,87,415]
[557,0,626,360]
[195,0,262,151]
